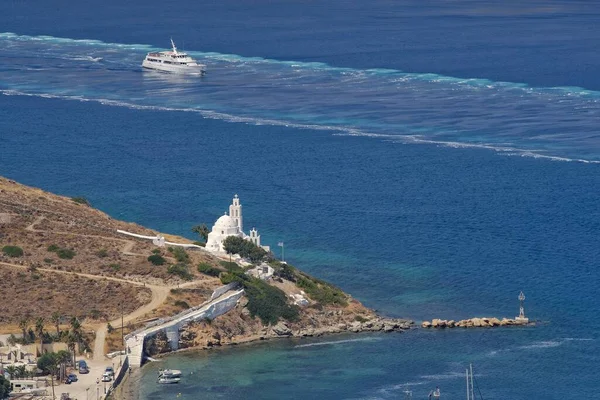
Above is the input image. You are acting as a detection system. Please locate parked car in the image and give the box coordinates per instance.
[67,373,78,382]
[105,366,114,377]
[63,377,72,384]
[78,366,89,374]
[101,372,112,382]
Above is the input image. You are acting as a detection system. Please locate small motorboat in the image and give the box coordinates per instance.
[159,369,182,378]
[158,376,181,384]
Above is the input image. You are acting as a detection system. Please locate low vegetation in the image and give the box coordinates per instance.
[197,262,221,277]
[2,245,23,257]
[170,247,190,264]
[271,261,348,306]
[223,236,268,263]
[70,196,90,206]
[221,271,299,325]
[167,263,193,281]
[147,254,166,265]
[47,244,76,259]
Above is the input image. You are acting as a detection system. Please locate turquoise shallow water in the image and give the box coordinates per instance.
[1,0,599,398]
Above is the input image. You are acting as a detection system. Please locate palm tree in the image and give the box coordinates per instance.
[35,317,45,353]
[69,317,83,365]
[66,333,77,367]
[15,365,26,379]
[50,312,61,338]
[191,223,210,242]
[18,316,30,341]
[4,365,16,379]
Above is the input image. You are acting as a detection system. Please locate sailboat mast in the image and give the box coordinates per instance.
[466,368,470,400]
[469,364,475,400]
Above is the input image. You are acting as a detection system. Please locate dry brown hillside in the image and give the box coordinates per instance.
[0,176,224,326]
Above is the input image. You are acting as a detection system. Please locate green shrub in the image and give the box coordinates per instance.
[174,300,190,309]
[109,263,121,272]
[354,315,368,323]
[296,274,348,307]
[222,236,267,263]
[2,245,23,257]
[220,272,298,325]
[171,247,190,264]
[47,244,60,252]
[56,248,76,259]
[167,264,193,281]
[71,196,90,206]
[272,262,297,282]
[193,241,206,247]
[96,249,108,258]
[147,254,166,266]
[197,263,221,277]
[219,261,243,273]
[151,249,161,255]
[43,258,54,264]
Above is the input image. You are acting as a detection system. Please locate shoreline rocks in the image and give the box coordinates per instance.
[421,317,531,329]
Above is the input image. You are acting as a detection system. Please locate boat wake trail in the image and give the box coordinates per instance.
[294,337,381,348]
[1,32,600,163]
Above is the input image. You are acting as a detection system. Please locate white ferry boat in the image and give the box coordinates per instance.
[142,39,206,75]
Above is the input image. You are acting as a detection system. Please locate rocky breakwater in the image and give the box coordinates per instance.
[421,317,530,329]
[270,315,414,338]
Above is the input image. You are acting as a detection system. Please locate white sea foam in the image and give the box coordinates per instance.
[420,371,465,380]
[2,88,599,165]
[518,340,561,350]
[3,32,600,99]
[294,337,380,348]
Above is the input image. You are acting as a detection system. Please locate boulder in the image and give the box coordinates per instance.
[350,321,362,332]
[271,322,292,336]
[421,321,432,328]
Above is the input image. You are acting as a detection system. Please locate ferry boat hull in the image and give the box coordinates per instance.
[142,59,206,75]
[142,39,206,75]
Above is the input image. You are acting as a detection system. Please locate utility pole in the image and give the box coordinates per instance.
[50,366,56,400]
[121,302,124,349]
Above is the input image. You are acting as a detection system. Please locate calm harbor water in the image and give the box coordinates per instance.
[1,1,599,398]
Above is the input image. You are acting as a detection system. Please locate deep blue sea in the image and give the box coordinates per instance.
[1,1,599,398]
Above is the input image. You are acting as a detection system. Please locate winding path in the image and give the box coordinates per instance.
[0,260,202,358]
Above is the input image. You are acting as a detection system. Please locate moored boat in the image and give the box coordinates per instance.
[158,368,182,378]
[158,376,181,384]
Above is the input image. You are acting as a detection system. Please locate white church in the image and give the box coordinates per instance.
[205,195,270,254]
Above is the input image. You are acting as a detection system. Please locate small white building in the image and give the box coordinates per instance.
[205,195,270,255]
[247,264,275,280]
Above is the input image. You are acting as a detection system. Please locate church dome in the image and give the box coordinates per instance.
[213,214,238,230]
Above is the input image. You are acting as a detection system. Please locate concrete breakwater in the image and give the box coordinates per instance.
[421,317,530,329]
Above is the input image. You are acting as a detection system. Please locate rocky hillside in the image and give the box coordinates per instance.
[0,176,413,350]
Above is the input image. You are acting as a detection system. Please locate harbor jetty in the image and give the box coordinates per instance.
[422,291,532,329]
[421,317,530,329]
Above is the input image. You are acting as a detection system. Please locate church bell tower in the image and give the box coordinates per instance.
[229,194,243,233]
